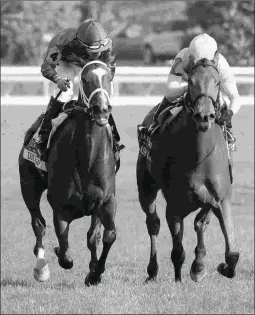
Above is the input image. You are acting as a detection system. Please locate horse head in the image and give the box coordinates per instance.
[78,60,112,126]
[187,52,220,131]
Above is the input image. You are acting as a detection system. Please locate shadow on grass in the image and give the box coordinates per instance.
[1,277,32,288]
[55,280,76,290]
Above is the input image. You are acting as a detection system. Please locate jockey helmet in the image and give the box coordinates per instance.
[189,33,217,62]
[76,19,112,53]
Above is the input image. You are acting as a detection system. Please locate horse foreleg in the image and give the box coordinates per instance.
[85,194,116,287]
[52,211,73,270]
[137,155,160,282]
[212,196,239,278]
[166,210,185,282]
[87,214,102,272]
[190,208,211,282]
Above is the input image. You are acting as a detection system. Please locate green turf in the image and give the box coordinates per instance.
[1,105,254,314]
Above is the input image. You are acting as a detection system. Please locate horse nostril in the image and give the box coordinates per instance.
[209,113,215,120]
[204,115,209,123]
[193,113,202,122]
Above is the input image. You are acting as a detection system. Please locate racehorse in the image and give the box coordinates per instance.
[136,52,239,283]
[19,60,117,286]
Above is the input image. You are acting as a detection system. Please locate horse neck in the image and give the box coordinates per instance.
[166,110,218,164]
[75,115,112,172]
[194,126,217,162]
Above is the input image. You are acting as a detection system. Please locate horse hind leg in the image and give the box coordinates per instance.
[166,209,185,282]
[85,194,116,287]
[212,198,239,278]
[137,155,160,282]
[190,208,211,282]
[19,161,50,282]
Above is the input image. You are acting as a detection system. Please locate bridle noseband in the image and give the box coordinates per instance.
[186,62,221,113]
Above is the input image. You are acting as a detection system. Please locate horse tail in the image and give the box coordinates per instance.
[23,113,45,146]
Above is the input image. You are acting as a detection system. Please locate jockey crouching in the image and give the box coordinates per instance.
[37,19,125,161]
[148,33,241,151]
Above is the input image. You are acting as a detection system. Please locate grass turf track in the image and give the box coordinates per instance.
[1,105,254,314]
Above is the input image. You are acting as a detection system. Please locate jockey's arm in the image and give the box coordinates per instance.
[164,49,189,101]
[41,28,76,83]
[218,54,241,115]
[164,58,188,101]
[41,59,59,83]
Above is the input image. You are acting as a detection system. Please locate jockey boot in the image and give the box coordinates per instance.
[37,96,64,159]
[109,113,125,152]
[148,96,175,133]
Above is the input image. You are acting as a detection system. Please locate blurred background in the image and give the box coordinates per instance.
[1,0,254,101]
[1,0,254,66]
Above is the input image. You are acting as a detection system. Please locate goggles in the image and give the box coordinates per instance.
[76,35,110,50]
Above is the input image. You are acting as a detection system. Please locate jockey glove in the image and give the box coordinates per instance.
[219,107,233,128]
[54,76,71,92]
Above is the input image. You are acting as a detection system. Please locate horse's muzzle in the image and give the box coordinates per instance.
[197,121,212,131]
[192,111,215,131]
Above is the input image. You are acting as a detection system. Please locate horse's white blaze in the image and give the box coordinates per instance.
[92,67,108,88]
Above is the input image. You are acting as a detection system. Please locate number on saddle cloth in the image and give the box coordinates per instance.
[137,125,152,161]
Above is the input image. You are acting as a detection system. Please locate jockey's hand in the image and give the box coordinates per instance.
[219,107,233,128]
[55,77,71,92]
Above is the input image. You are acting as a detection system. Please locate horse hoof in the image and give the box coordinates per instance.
[144,275,157,284]
[33,260,50,282]
[84,273,102,287]
[54,247,73,270]
[190,268,207,282]
[217,263,236,278]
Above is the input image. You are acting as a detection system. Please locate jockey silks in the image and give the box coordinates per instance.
[41,27,116,83]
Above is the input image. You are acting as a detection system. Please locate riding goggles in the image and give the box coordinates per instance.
[76,36,110,50]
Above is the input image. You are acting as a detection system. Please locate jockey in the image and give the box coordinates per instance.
[37,18,125,157]
[148,33,241,150]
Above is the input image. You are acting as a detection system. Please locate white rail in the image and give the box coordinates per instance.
[1,95,254,106]
[1,66,254,106]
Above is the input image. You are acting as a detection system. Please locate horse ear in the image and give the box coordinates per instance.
[213,50,219,66]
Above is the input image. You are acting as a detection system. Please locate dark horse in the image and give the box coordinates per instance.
[19,60,117,286]
[136,52,239,282]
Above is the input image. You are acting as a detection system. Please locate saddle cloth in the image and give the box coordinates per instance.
[23,112,69,172]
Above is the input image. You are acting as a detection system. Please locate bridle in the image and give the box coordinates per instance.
[74,60,111,126]
[78,60,111,108]
[186,62,221,113]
